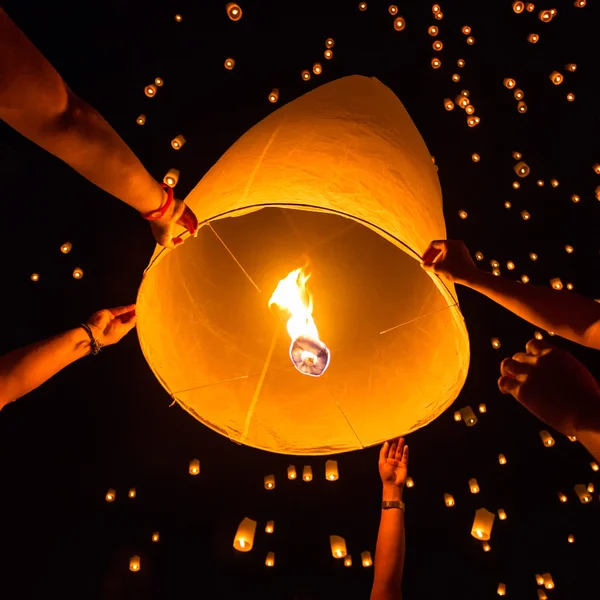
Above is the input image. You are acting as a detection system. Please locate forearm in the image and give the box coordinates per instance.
[371,486,405,599]
[0,327,92,410]
[460,270,600,349]
[578,428,600,463]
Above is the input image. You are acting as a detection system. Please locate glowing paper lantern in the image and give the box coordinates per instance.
[265,552,275,567]
[459,406,477,426]
[264,474,275,490]
[301,69,311,81]
[359,2,367,10]
[517,101,528,113]
[498,454,507,465]
[189,459,200,475]
[144,84,157,97]
[471,508,494,541]
[60,242,72,254]
[163,169,179,187]
[268,89,279,103]
[152,532,160,542]
[574,484,592,503]
[550,278,563,290]
[568,534,574,543]
[287,465,297,479]
[491,338,501,349]
[483,542,491,552]
[265,520,274,533]
[105,489,116,502]
[325,38,335,48]
[313,63,323,75]
[128,488,136,499]
[175,14,182,22]
[538,591,548,600]
[469,478,480,494]
[325,460,339,481]
[344,555,352,567]
[406,477,414,488]
[542,573,554,589]
[129,556,140,572]
[303,466,313,481]
[233,517,257,551]
[514,161,530,177]
[224,58,235,70]
[478,403,486,413]
[226,2,242,21]
[171,135,186,150]
[72,267,84,279]
[361,551,372,567]
[444,493,455,507]
[444,99,455,111]
[513,1,525,12]
[536,574,544,585]
[540,430,555,446]
[324,49,333,59]
[591,461,599,472]
[330,535,348,558]
[154,77,163,87]
[393,17,406,31]
[431,58,442,69]
[497,583,506,596]
[136,115,146,125]
[136,76,470,455]
[528,33,539,43]
[498,508,507,520]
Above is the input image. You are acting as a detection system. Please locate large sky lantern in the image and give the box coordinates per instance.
[136,75,470,455]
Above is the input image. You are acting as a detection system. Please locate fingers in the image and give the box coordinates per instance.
[421,241,446,266]
[497,375,520,395]
[401,444,409,465]
[500,357,532,381]
[117,310,136,324]
[395,437,405,461]
[389,439,398,459]
[525,338,553,356]
[177,204,199,236]
[379,440,389,464]
[109,304,136,317]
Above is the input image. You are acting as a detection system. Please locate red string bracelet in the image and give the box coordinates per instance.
[141,184,174,221]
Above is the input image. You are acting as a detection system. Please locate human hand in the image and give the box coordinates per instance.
[498,339,600,437]
[86,304,137,347]
[420,240,479,285]
[150,197,199,249]
[378,438,409,489]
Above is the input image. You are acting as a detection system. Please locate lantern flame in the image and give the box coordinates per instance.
[269,268,331,377]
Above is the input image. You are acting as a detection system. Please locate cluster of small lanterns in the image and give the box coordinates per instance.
[30,242,83,282]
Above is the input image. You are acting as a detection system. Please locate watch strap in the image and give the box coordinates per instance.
[382,500,405,511]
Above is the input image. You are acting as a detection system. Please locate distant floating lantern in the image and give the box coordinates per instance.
[105,488,116,502]
[175,14,182,22]
[431,58,442,69]
[163,168,179,187]
[467,116,480,127]
[325,38,335,48]
[475,251,484,261]
[471,507,494,539]
[144,84,157,97]
[507,261,515,270]
[521,274,529,283]
[530,252,538,260]
[189,458,200,475]
[224,58,235,70]
[287,465,297,480]
[538,590,548,600]
[359,1,367,10]
[406,477,414,488]
[462,25,471,34]
[444,493,455,507]
[234,517,257,552]
[433,40,443,51]
[301,69,311,81]
[566,92,575,102]
[303,466,313,482]
[490,260,499,268]
[498,454,507,465]
[504,78,516,89]
[565,245,574,254]
[361,551,372,567]
[471,153,480,163]
[528,33,539,43]
[429,25,439,36]
[571,194,580,203]
[344,555,352,567]
[72,267,83,279]
[393,17,406,30]
[565,63,577,71]
[434,11,443,20]
[491,338,501,349]
[540,430,555,446]
[465,105,475,115]
[513,1,524,12]
[444,98,455,111]
[567,534,575,543]
[521,210,530,220]
[458,210,468,219]
[587,482,594,493]
[492,268,500,277]
[591,461,599,472]
[542,573,554,589]
[265,520,274,533]
[566,283,574,291]
[136,114,146,125]
[432,4,441,13]
[129,556,140,572]
[539,9,552,21]
[497,583,506,596]
[466,36,475,45]
[60,242,72,254]
[454,411,462,421]
[128,488,136,499]
[550,71,563,85]
[514,161,530,177]
[483,542,491,552]
[313,63,323,75]
[550,179,559,187]
[513,88,524,100]
[457,58,465,67]
[560,492,569,504]
[498,508,507,520]
[226,2,242,21]
[526,3,535,12]
[389,5,398,15]
[517,101,528,113]
[324,49,333,59]
[469,478,480,494]
[171,135,186,150]
[478,403,486,413]
[325,460,339,481]
[330,535,348,558]
[574,0,586,6]
[152,531,160,542]
[154,77,163,87]
[512,181,520,189]
[460,406,478,426]
[268,89,279,103]
[505,201,512,209]
[265,552,275,567]
[550,278,563,290]
[264,474,276,490]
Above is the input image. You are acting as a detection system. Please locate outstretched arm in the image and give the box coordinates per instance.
[0,8,197,248]
[0,305,136,410]
[371,438,408,600]
[422,240,600,350]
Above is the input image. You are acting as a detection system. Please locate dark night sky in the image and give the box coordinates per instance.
[1,1,599,598]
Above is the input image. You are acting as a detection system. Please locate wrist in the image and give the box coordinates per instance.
[382,485,404,501]
[456,267,484,287]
